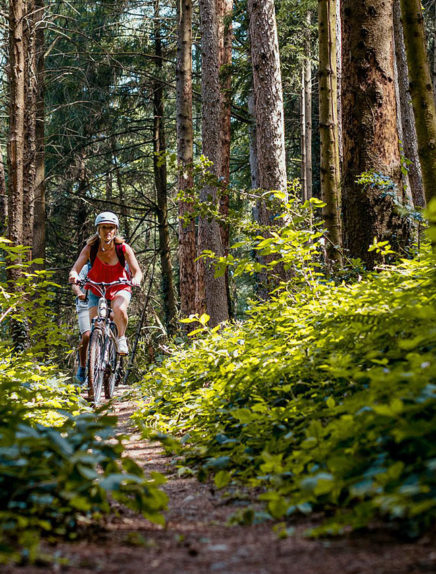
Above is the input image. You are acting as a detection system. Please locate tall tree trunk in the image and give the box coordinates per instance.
[153,0,177,336]
[217,0,233,318]
[23,0,36,255]
[248,0,287,217]
[300,66,307,200]
[32,0,46,264]
[198,0,229,327]
[336,0,343,166]
[400,0,436,204]
[8,0,26,254]
[0,146,7,236]
[304,11,313,200]
[248,0,287,295]
[341,0,407,268]
[8,0,27,351]
[319,0,342,264]
[176,0,197,321]
[393,0,425,208]
[248,90,259,190]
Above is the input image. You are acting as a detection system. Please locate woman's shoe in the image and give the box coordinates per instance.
[117,336,128,355]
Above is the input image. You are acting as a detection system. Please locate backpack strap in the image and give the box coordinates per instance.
[115,242,126,268]
[89,242,99,267]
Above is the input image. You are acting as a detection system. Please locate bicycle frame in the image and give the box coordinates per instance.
[77,278,131,403]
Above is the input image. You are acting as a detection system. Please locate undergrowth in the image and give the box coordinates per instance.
[0,239,167,564]
[133,242,436,537]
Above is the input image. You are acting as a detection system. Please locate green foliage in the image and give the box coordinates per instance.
[0,407,167,558]
[0,239,167,563]
[133,245,436,537]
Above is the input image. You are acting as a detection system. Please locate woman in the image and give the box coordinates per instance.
[68,212,142,355]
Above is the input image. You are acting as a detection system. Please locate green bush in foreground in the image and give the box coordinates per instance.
[0,357,168,564]
[133,249,436,536]
[0,239,167,563]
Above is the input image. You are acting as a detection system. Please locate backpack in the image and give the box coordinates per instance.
[88,241,126,269]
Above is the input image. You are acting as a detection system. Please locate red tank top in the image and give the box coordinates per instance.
[87,243,131,300]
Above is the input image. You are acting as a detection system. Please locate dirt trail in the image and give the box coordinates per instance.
[6,388,436,574]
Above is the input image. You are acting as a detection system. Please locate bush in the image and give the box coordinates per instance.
[0,238,167,563]
[133,247,436,537]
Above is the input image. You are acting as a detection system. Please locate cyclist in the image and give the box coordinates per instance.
[71,262,91,384]
[68,212,142,355]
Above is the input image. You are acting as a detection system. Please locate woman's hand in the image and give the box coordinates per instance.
[69,270,79,284]
[131,276,141,287]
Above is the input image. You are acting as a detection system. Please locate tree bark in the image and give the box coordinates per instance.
[393,0,425,208]
[400,0,436,204]
[198,0,229,327]
[8,0,26,254]
[247,0,287,205]
[248,90,259,190]
[319,0,342,264]
[176,0,197,321]
[341,0,407,267]
[336,0,343,166]
[153,0,177,336]
[300,66,307,200]
[217,0,233,318]
[8,0,27,351]
[304,11,313,200]
[23,0,36,254]
[0,146,7,236]
[32,0,46,264]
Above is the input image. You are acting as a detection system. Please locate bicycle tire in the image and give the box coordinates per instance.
[103,337,118,399]
[88,328,105,404]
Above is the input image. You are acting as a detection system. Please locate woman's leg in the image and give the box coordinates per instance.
[111,292,131,338]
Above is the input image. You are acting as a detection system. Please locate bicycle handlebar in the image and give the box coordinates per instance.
[77,278,133,288]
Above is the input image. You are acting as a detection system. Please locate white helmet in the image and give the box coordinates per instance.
[95,211,119,228]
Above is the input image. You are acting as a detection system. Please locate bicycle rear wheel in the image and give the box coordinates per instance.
[88,328,105,404]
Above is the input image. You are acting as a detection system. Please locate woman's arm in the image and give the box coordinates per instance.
[69,245,91,283]
[124,244,142,286]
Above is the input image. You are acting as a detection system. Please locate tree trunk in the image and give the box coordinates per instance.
[8,0,27,351]
[400,0,436,204]
[198,0,229,327]
[319,0,342,264]
[217,0,233,318]
[300,66,307,200]
[248,0,287,206]
[153,0,177,336]
[176,0,197,321]
[248,0,287,295]
[0,146,7,236]
[393,0,425,208]
[304,11,313,200]
[32,0,46,264]
[248,90,259,190]
[8,0,26,254]
[341,0,407,267]
[336,0,343,166]
[23,0,36,255]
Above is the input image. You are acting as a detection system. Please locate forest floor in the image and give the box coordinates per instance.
[5,386,436,574]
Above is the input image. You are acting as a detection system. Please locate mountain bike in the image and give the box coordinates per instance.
[77,278,131,404]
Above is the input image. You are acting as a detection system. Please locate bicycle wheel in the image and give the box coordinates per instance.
[87,328,105,404]
[103,337,118,399]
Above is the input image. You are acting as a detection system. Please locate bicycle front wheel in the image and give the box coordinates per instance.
[88,328,105,404]
[103,337,118,399]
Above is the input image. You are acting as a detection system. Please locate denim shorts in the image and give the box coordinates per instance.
[87,289,132,308]
[77,306,91,334]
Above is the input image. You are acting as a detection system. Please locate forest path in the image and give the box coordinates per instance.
[7,387,435,574]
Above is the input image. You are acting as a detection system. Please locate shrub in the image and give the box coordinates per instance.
[133,247,436,537]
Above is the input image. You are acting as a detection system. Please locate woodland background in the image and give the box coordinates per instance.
[1,0,436,563]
